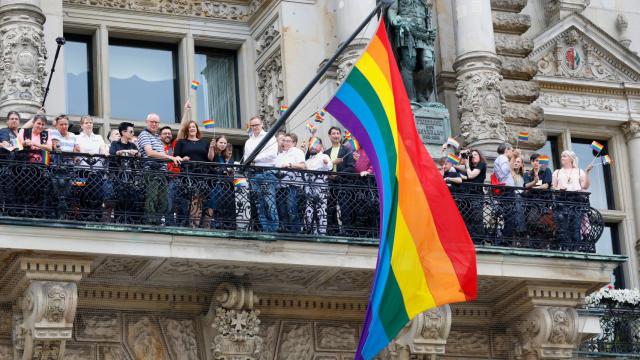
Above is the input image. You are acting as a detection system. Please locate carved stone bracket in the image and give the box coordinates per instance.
[256,51,283,128]
[0,0,48,116]
[203,281,263,360]
[386,305,452,359]
[621,120,640,142]
[509,306,579,359]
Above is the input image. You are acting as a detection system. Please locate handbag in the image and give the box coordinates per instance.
[490,173,504,196]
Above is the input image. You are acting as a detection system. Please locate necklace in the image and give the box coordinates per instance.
[566,168,575,184]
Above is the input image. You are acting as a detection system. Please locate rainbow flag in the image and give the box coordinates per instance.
[41,150,50,166]
[233,178,249,188]
[603,155,613,165]
[315,109,326,122]
[538,155,550,166]
[191,80,200,90]
[591,141,604,153]
[446,137,460,149]
[346,137,361,152]
[518,132,529,141]
[447,153,460,165]
[308,136,321,151]
[325,20,477,360]
[306,121,317,133]
[203,119,216,129]
[279,105,289,116]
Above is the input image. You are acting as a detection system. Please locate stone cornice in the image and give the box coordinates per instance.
[621,120,640,142]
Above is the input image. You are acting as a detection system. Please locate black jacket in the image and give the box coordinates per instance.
[324,145,355,173]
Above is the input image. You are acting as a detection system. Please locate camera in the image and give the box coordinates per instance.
[460,150,469,159]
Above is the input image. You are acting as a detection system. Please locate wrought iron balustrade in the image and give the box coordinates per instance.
[0,151,603,251]
[580,305,640,356]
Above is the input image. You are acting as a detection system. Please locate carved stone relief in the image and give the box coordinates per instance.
[63,344,95,359]
[92,257,151,279]
[99,345,130,360]
[314,323,357,352]
[446,330,490,356]
[621,120,640,142]
[161,318,199,360]
[0,344,10,360]
[536,92,624,112]
[317,270,373,293]
[125,316,169,360]
[257,51,284,128]
[0,311,10,338]
[76,313,121,342]
[63,0,266,21]
[277,322,313,360]
[212,308,262,359]
[0,3,48,115]
[255,18,281,58]
[258,320,280,360]
[509,306,579,359]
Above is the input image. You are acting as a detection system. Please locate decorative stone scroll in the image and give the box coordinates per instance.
[509,306,579,359]
[386,305,452,359]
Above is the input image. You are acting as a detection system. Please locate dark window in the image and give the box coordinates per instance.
[109,39,179,122]
[540,136,560,171]
[64,34,93,116]
[571,138,615,210]
[596,223,624,288]
[194,49,240,128]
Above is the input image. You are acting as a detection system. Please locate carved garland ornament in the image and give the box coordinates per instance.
[257,52,284,128]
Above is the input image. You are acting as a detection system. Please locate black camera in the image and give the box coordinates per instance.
[460,150,469,159]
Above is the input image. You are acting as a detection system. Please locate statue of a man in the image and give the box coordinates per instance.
[387,0,436,103]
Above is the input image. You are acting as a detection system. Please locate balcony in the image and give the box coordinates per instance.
[0,151,604,252]
[579,305,640,358]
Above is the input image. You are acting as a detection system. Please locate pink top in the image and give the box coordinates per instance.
[354,148,373,174]
[18,129,52,163]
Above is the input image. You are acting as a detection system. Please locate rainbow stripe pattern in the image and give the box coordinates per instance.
[308,136,321,151]
[447,153,460,165]
[446,137,460,149]
[538,155,550,166]
[203,119,216,129]
[591,141,605,153]
[603,155,613,165]
[191,80,200,90]
[279,105,289,116]
[41,150,50,166]
[325,21,477,360]
[233,178,249,188]
[315,109,326,122]
[518,132,529,141]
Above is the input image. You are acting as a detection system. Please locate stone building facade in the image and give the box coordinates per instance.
[0,0,639,359]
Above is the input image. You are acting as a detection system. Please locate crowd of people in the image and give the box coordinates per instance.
[0,107,378,236]
[439,142,594,245]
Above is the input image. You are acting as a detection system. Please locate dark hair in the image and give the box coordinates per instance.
[285,133,298,144]
[54,114,69,125]
[276,129,286,137]
[530,152,541,162]
[159,126,173,134]
[6,111,19,120]
[328,126,342,135]
[33,114,47,125]
[497,143,512,155]
[469,149,486,168]
[438,157,447,166]
[118,122,135,136]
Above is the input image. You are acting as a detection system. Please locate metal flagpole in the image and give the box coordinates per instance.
[242,0,394,165]
[42,37,66,108]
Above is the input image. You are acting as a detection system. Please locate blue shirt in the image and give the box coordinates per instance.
[494,154,515,186]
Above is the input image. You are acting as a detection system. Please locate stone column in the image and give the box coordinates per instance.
[622,120,640,253]
[452,0,507,154]
[0,0,47,117]
[385,305,452,359]
[334,0,376,84]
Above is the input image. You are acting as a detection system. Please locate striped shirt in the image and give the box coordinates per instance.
[137,129,164,158]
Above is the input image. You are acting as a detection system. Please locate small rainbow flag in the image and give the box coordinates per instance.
[346,137,361,152]
[233,178,249,188]
[308,136,321,150]
[603,155,613,165]
[447,153,461,165]
[16,135,23,151]
[279,105,289,116]
[446,137,460,149]
[306,121,317,133]
[41,150,50,166]
[591,141,605,153]
[538,155,550,166]
[315,109,326,122]
[345,130,353,140]
[191,80,200,90]
[518,132,529,141]
[203,119,216,129]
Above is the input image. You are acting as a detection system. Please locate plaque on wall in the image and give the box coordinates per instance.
[412,104,451,158]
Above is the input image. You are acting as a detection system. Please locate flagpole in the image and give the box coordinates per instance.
[242,0,393,165]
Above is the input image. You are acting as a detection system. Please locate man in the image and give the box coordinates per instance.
[50,115,78,153]
[138,114,182,225]
[323,126,355,235]
[305,138,332,234]
[494,143,515,240]
[243,116,279,232]
[275,133,305,233]
[525,153,552,190]
[159,126,183,226]
[276,129,286,154]
[442,157,463,190]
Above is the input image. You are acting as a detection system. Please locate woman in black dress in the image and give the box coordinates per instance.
[174,121,214,227]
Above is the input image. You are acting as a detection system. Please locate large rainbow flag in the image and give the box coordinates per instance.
[325,20,477,359]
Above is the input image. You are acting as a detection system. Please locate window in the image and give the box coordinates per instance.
[64,35,93,116]
[195,49,239,128]
[109,40,179,122]
[540,136,560,171]
[596,224,624,288]
[571,138,615,210]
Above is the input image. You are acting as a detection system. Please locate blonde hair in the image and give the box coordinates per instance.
[80,115,93,125]
[561,150,579,168]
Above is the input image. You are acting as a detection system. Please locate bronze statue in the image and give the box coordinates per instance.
[386,0,436,104]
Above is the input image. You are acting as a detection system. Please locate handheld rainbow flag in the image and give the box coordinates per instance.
[315,109,326,122]
[446,137,460,149]
[308,136,321,151]
[345,130,353,140]
[538,155,550,166]
[447,153,460,165]
[41,150,50,166]
[325,20,477,360]
[190,80,200,90]
[603,155,613,165]
[591,141,605,153]
[346,137,361,152]
[279,105,289,116]
[518,132,529,141]
[203,119,216,129]
[306,121,318,133]
[16,134,23,151]
[233,178,249,188]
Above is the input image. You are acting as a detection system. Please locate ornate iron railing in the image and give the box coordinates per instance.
[0,151,603,251]
[580,305,640,356]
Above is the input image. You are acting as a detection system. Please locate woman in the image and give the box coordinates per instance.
[512,156,525,188]
[173,121,214,227]
[16,114,52,212]
[511,156,526,234]
[456,149,487,239]
[18,114,52,163]
[552,150,593,245]
[206,136,235,229]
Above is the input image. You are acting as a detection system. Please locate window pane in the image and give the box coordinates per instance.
[596,224,624,287]
[195,51,238,128]
[109,42,177,122]
[571,139,614,209]
[65,38,91,115]
[539,136,559,172]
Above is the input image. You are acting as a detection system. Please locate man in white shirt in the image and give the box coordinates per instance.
[275,133,305,233]
[305,138,332,234]
[243,116,279,232]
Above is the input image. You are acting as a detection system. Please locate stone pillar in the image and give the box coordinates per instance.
[202,281,263,360]
[385,305,452,359]
[0,0,47,117]
[334,0,376,84]
[11,256,91,360]
[622,120,640,253]
[452,0,507,154]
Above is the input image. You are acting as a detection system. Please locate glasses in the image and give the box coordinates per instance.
[249,124,261,127]
[125,129,134,133]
